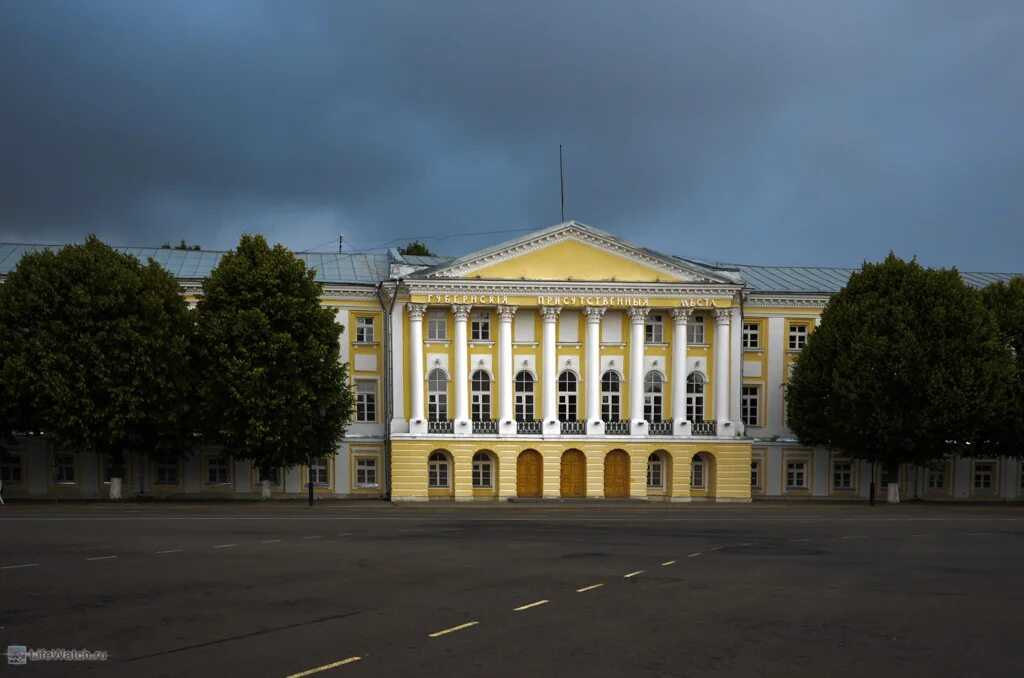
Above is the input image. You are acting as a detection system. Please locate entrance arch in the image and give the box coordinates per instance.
[560,449,586,498]
[516,449,543,498]
[604,449,630,498]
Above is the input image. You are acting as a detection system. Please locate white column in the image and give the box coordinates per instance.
[670,308,691,436]
[541,305,561,435]
[628,307,649,435]
[407,303,427,435]
[729,304,743,435]
[713,308,734,437]
[452,304,471,435]
[497,305,517,435]
[584,306,606,435]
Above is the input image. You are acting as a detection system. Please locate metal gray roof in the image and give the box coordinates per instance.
[0,243,388,285]
[732,264,1020,294]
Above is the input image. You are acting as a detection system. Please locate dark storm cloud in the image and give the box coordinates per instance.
[1,0,1022,270]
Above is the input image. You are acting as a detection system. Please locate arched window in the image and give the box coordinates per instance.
[647,453,663,488]
[558,371,578,421]
[515,371,535,421]
[428,451,450,488]
[428,369,448,421]
[472,451,493,488]
[471,370,491,422]
[601,371,621,422]
[691,454,706,488]
[644,372,664,423]
[686,373,705,423]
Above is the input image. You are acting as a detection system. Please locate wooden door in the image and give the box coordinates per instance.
[604,450,630,498]
[516,450,543,498]
[560,450,586,498]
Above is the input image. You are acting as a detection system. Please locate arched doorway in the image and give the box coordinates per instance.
[560,449,586,498]
[691,451,717,499]
[516,450,543,498]
[604,449,630,498]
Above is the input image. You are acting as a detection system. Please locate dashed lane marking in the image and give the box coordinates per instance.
[156,549,183,554]
[429,621,479,638]
[213,544,238,549]
[86,555,117,561]
[576,584,603,592]
[286,656,362,678]
[513,600,549,611]
[739,542,754,547]
[624,570,644,578]
[1,563,39,570]
[709,546,723,551]
[261,539,283,544]
[688,552,702,558]
[661,560,676,566]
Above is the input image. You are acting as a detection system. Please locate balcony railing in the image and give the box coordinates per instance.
[648,420,673,436]
[691,420,717,436]
[604,419,630,435]
[427,419,454,434]
[560,419,586,435]
[472,419,498,434]
[516,419,542,434]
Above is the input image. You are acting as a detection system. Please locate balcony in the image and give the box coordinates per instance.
[472,419,498,435]
[691,420,717,436]
[648,420,673,436]
[560,419,586,435]
[604,419,630,435]
[516,419,542,434]
[427,419,454,434]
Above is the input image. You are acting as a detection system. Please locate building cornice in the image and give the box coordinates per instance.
[743,293,830,308]
[405,278,741,301]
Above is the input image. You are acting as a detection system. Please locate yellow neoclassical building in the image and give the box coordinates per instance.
[1,221,1022,502]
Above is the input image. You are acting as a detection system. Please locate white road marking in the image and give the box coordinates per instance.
[337,533,353,536]
[688,552,702,558]
[86,555,117,561]
[213,544,237,549]
[301,536,322,540]
[576,584,603,592]
[661,560,676,566]
[429,621,479,637]
[513,599,549,611]
[739,542,754,547]
[709,546,723,551]
[260,539,282,544]
[1,563,39,570]
[286,656,362,677]
[156,549,183,554]
[624,570,644,578]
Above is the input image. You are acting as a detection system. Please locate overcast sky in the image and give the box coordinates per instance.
[1,1,1022,271]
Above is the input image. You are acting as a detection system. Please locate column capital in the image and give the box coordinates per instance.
[670,307,693,324]
[407,303,427,322]
[713,308,734,325]
[452,304,472,322]
[627,306,650,324]
[583,306,607,323]
[540,305,562,321]
[496,304,518,322]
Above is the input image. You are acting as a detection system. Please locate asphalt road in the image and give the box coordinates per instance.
[2,502,1023,677]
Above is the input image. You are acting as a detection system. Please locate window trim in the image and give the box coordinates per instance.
[830,458,855,493]
[355,379,378,422]
[686,314,706,345]
[685,372,705,423]
[646,452,664,489]
[750,454,764,493]
[783,451,811,493]
[1,451,25,487]
[428,451,451,489]
[354,456,380,488]
[204,454,232,486]
[741,384,760,427]
[557,370,579,422]
[471,451,494,489]
[426,310,447,341]
[354,315,377,344]
[787,321,809,351]
[470,311,491,341]
[601,370,621,422]
[971,459,997,494]
[644,313,664,344]
[514,370,535,421]
[153,459,182,487]
[643,371,664,423]
[741,321,761,350]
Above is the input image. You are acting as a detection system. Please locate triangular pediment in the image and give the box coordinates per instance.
[417,222,740,284]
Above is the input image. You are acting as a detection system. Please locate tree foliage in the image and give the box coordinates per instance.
[787,254,1015,467]
[193,234,352,475]
[0,236,194,469]
[979,277,1024,457]
[398,240,435,256]
[161,240,202,250]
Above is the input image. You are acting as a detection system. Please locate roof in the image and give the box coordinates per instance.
[730,263,1019,294]
[0,243,390,285]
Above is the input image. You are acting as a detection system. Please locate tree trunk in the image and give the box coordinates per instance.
[109,449,125,500]
[869,460,876,506]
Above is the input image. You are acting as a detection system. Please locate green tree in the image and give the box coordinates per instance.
[979,277,1024,457]
[193,234,352,496]
[786,254,1014,503]
[398,240,435,256]
[0,236,194,491]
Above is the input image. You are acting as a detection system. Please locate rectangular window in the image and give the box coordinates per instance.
[471,311,490,341]
[742,322,761,349]
[309,457,329,486]
[1,453,23,485]
[832,460,853,490]
[647,456,663,488]
[471,390,490,421]
[356,380,377,422]
[472,455,492,488]
[355,458,378,487]
[973,462,995,491]
[428,457,449,488]
[741,385,759,427]
[427,311,447,340]
[750,460,761,490]
[207,456,230,484]
[155,461,179,485]
[644,313,664,344]
[53,452,75,484]
[687,315,705,344]
[355,316,375,343]
[927,467,946,491]
[786,461,807,489]
[691,460,705,488]
[788,323,809,350]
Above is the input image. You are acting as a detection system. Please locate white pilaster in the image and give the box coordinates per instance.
[584,306,606,435]
[713,308,734,437]
[407,303,427,435]
[671,308,692,436]
[541,306,561,435]
[729,303,743,436]
[452,304,471,436]
[628,307,649,435]
[497,305,517,435]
